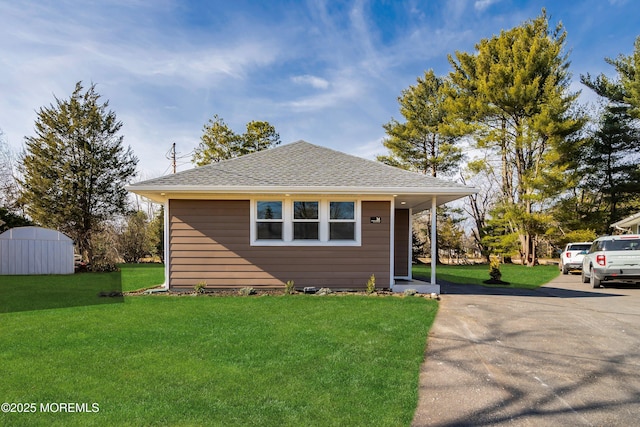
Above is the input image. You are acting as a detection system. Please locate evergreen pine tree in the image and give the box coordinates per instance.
[19,81,138,261]
[378,70,464,177]
[192,116,280,166]
[447,11,585,265]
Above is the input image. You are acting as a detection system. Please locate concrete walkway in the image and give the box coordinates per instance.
[412,273,640,426]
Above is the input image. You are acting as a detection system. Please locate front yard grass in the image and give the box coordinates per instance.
[0,291,436,426]
[118,263,164,292]
[413,263,560,289]
[0,263,164,313]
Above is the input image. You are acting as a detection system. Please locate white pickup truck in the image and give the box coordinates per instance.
[582,235,640,288]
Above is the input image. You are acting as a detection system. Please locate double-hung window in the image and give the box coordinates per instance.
[256,201,283,240]
[252,199,360,246]
[329,201,355,240]
[293,201,319,240]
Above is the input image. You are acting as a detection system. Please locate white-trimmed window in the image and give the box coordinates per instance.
[329,201,355,240]
[251,199,360,246]
[293,201,319,240]
[256,201,283,240]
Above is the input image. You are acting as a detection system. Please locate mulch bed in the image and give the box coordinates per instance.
[124,287,436,298]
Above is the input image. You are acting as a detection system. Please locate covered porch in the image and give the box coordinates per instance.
[391,195,459,295]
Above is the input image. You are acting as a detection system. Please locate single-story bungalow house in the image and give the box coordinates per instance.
[127,141,477,293]
[611,212,640,234]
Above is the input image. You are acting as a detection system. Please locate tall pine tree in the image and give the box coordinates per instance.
[582,36,640,119]
[580,37,640,232]
[447,11,585,265]
[379,70,465,264]
[240,120,281,156]
[192,115,243,165]
[19,81,138,261]
[192,116,280,166]
[379,70,464,177]
[584,104,640,227]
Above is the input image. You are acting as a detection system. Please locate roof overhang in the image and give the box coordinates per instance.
[126,185,478,210]
[611,211,640,229]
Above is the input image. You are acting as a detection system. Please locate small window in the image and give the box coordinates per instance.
[293,201,319,240]
[329,201,355,240]
[256,201,283,240]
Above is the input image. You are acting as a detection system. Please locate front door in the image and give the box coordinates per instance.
[394,209,410,278]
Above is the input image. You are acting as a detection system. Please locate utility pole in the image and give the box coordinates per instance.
[165,143,193,174]
[171,142,176,174]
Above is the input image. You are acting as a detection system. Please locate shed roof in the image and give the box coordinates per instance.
[0,226,72,242]
[127,140,476,209]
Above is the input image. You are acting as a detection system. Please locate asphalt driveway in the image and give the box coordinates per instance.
[412,273,640,426]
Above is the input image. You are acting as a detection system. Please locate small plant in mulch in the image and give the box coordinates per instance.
[366,274,376,294]
[194,281,206,294]
[403,288,418,297]
[315,287,333,296]
[284,280,295,295]
[238,287,256,296]
[483,255,511,285]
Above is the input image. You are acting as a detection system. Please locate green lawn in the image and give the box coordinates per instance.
[119,263,164,292]
[413,263,560,289]
[0,263,164,313]
[0,265,437,426]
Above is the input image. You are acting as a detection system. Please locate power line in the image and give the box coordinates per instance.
[165,143,193,174]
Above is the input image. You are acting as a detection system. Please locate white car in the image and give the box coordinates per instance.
[582,235,640,288]
[559,242,591,274]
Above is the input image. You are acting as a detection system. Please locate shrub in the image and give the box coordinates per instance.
[489,255,502,281]
[118,211,157,263]
[284,280,295,295]
[403,288,417,297]
[89,226,120,272]
[366,274,376,294]
[238,287,256,296]
[194,281,206,294]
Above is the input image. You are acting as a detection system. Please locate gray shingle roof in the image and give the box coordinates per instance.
[130,140,470,191]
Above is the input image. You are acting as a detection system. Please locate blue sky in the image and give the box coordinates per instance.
[1,0,638,179]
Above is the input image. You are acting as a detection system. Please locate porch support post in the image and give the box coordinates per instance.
[162,199,170,290]
[389,198,395,289]
[408,208,413,280]
[431,196,437,286]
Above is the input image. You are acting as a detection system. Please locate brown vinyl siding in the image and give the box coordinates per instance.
[169,199,390,290]
[394,209,409,277]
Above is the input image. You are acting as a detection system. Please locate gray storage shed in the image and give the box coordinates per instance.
[0,226,74,275]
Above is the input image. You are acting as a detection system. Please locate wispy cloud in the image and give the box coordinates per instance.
[117,42,280,87]
[283,73,364,111]
[348,138,387,160]
[474,0,502,12]
[1,2,281,88]
[0,0,282,174]
[291,75,330,89]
